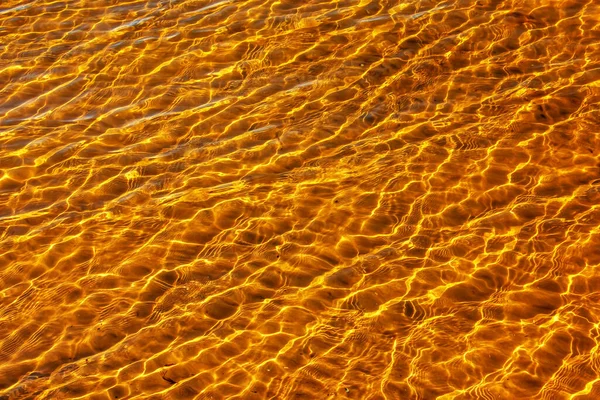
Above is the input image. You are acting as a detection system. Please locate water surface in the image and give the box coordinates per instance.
[1,0,600,399]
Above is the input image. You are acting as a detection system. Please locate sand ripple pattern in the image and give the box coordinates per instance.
[1,0,600,399]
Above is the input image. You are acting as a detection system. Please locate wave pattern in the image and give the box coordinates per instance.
[1,0,600,399]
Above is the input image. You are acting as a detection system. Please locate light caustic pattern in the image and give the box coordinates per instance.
[1,0,600,399]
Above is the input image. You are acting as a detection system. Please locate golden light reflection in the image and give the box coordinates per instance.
[1,0,600,399]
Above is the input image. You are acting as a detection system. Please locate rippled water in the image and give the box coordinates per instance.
[1,0,600,399]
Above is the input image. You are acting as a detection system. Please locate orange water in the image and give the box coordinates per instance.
[1,0,600,399]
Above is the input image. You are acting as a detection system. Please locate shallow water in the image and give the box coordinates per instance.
[1,0,600,399]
